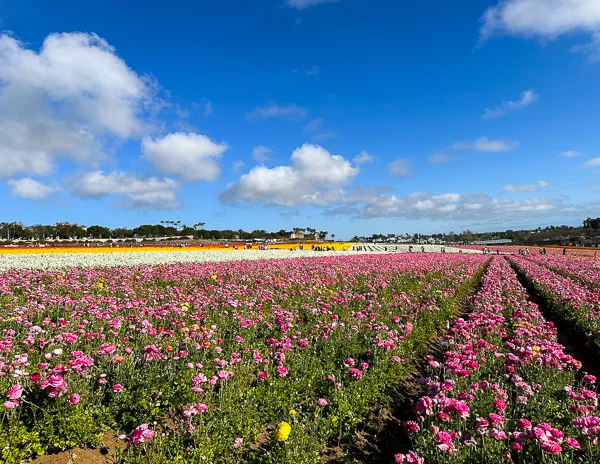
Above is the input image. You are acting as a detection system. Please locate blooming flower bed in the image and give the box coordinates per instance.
[397,257,599,463]
[0,253,486,463]
[527,253,600,290]
[510,256,600,348]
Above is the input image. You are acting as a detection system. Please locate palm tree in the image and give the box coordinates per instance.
[176,220,181,231]
[331,234,335,241]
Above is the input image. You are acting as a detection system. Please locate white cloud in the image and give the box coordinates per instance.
[452,136,519,152]
[304,118,324,132]
[141,132,228,181]
[220,143,358,207]
[0,32,157,177]
[247,102,306,120]
[481,0,600,60]
[8,177,60,200]
[232,160,245,172]
[503,180,550,192]
[559,150,580,157]
[288,0,340,9]
[483,89,538,119]
[327,190,569,221]
[429,152,452,164]
[252,145,273,162]
[583,157,600,167]
[72,170,179,210]
[353,151,375,164]
[388,158,412,177]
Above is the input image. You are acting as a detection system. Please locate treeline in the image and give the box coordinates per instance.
[0,222,330,242]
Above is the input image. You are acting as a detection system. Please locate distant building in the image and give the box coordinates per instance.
[290,232,305,240]
[471,239,513,245]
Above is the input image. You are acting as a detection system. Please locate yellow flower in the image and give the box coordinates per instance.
[211,275,217,280]
[97,283,104,290]
[289,409,296,416]
[331,416,338,423]
[275,421,291,441]
[181,303,189,312]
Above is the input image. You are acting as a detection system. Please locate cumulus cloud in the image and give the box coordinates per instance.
[288,0,340,9]
[8,177,61,200]
[252,146,273,162]
[452,136,519,152]
[559,150,580,157]
[480,0,600,60]
[247,102,306,120]
[0,32,157,178]
[483,89,538,119]
[503,180,550,192]
[141,132,228,182]
[388,158,413,177]
[72,170,179,210]
[353,151,375,164]
[429,152,452,164]
[220,143,358,207]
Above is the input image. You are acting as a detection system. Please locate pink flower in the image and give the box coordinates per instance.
[317,398,328,407]
[257,371,268,382]
[112,384,123,393]
[493,398,507,413]
[583,374,596,385]
[540,440,562,455]
[565,437,580,449]
[276,366,288,377]
[489,413,504,424]
[41,374,67,398]
[70,393,81,404]
[6,384,23,400]
[129,424,154,446]
[394,451,424,464]
[403,421,420,435]
[233,437,243,449]
[3,400,18,409]
[345,358,355,366]
[516,418,532,431]
[347,368,363,381]
[490,428,507,441]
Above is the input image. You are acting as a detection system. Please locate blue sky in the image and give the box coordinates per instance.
[1,0,600,238]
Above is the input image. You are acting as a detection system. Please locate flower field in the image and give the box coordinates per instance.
[2,251,600,463]
[397,257,599,463]
[0,253,486,463]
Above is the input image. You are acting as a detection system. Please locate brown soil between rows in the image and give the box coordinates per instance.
[30,433,121,464]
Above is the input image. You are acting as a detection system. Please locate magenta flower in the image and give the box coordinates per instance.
[128,424,154,446]
[6,384,23,400]
[70,393,81,404]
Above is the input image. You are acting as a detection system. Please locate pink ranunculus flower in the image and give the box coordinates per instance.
[128,424,154,446]
[276,366,288,377]
[112,384,123,393]
[540,440,562,455]
[317,398,328,407]
[3,400,18,409]
[70,393,81,404]
[565,437,581,449]
[6,384,23,400]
